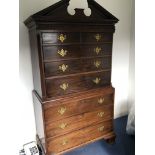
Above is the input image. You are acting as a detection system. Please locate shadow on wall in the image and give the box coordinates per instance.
[114,100,128,118]
[19,21,33,91]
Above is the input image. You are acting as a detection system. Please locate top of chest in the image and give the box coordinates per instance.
[24,0,118,29]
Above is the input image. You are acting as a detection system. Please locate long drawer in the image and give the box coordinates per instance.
[44,57,111,77]
[47,120,113,154]
[44,91,113,122]
[42,32,112,44]
[45,105,113,138]
[42,44,112,61]
[45,71,111,98]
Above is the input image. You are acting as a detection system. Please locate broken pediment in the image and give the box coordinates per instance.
[25,0,118,27]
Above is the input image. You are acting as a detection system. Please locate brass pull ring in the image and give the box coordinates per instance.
[98,98,105,104]
[93,77,101,84]
[95,34,101,41]
[97,112,104,117]
[58,107,66,115]
[58,49,67,57]
[60,83,69,91]
[59,64,68,72]
[58,34,66,43]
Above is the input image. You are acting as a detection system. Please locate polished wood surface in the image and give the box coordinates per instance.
[43,43,112,61]
[44,57,111,77]
[42,32,80,44]
[47,120,113,154]
[44,92,113,122]
[25,0,118,154]
[45,71,111,98]
[81,32,113,42]
[45,105,113,138]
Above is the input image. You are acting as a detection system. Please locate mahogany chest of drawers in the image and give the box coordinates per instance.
[24,0,118,154]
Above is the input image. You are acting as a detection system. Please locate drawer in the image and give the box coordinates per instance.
[44,57,111,77]
[43,45,80,60]
[45,71,111,98]
[42,32,80,44]
[81,33,113,43]
[44,91,113,122]
[42,44,112,61]
[47,120,113,154]
[81,44,112,56]
[45,105,113,138]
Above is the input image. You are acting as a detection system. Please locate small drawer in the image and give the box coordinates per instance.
[42,45,81,60]
[44,57,111,77]
[42,32,80,44]
[47,120,113,154]
[81,32,113,43]
[45,71,111,98]
[81,43,112,56]
[44,91,114,123]
[45,105,113,138]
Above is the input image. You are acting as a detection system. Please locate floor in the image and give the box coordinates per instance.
[64,116,135,155]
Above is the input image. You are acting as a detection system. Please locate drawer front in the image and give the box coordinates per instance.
[43,44,112,61]
[42,33,80,44]
[45,105,113,138]
[44,92,113,122]
[47,120,113,154]
[81,44,112,56]
[43,45,80,60]
[81,33,113,43]
[44,57,111,77]
[45,71,111,98]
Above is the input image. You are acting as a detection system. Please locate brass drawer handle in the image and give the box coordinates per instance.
[59,64,68,72]
[94,60,101,68]
[58,107,66,115]
[93,77,101,84]
[58,34,66,43]
[59,123,67,129]
[95,34,101,41]
[60,83,69,91]
[98,126,104,132]
[94,47,102,55]
[98,98,105,104]
[98,112,104,117]
[61,139,68,146]
[58,49,68,57]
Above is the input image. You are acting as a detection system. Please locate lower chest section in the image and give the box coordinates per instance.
[42,87,115,155]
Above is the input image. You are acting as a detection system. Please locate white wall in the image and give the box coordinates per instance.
[96,0,133,118]
[128,0,135,110]
[19,0,134,148]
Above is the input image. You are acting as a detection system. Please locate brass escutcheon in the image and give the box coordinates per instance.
[94,60,101,68]
[94,47,102,55]
[60,83,69,91]
[58,34,66,43]
[98,126,105,132]
[58,107,66,115]
[93,77,101,84]
[98,112,104,117]
[61,139,68,146]
[59,123,67,129]
[59,64,68,72]
[95,34,101,41]
[98,98,105,104]
[58,49,68,57]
